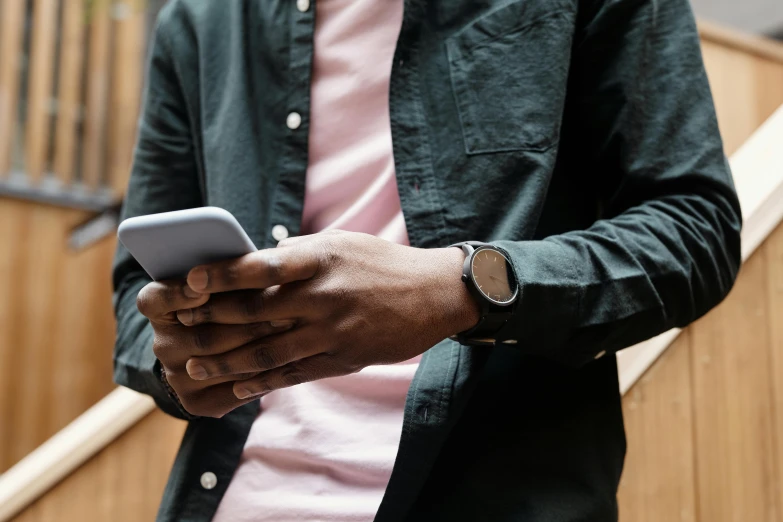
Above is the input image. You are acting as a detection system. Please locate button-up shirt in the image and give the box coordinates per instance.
[112,0,742,520]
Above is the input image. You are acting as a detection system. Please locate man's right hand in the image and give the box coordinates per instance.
[136,280,293,417]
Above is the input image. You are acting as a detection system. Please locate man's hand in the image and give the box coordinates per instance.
[177,230,480,411]
[136,281,295,417]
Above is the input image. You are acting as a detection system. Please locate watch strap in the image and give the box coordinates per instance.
[453,313,511,346]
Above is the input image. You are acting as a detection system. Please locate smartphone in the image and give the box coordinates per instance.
[117,207,257,281]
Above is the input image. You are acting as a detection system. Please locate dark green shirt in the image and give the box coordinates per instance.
[113,0,741,520]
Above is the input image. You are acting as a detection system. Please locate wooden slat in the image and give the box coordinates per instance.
[0,202,116,474]
[0,0,27,177]
[10,205,69,464]
[0,200,32,473]
[11,410,185,522]
[49,226,116,430]
[702,41,783,156]
[52,0,86,186]
[108,1,146,194]
[24,0,59,184]
[764,223,783,514]
[80,0,112,190]
[617,333,697,522]
[689,248,780,522]
[700,20,783,65]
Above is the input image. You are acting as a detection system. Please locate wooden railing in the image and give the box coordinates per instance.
[0,0,148,210]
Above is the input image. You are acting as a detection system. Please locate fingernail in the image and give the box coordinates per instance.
[186,360,208,380]
[235,386,263,400]
[177,309,194,325]
[183,285,202,299]
[269,320,294,329]
[188,268,209,292]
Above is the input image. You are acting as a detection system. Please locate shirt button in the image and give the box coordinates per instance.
[271,224,289,241]
[286,112,302,130]
[594,350,607,360]
[296,0,310,12]
[200,471,217,490]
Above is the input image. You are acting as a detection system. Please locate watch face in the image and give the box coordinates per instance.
[471,248,518,305]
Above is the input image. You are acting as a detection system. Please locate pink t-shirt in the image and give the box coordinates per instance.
[213,1,413,521]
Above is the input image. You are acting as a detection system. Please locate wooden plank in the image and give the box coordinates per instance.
[699,20,783,66]
[0,203,117,475]
[0,388,157,520]
[0,0,27,177]
[52,0,87,186]
[80,0,112,190]
[10,410,185,522]
[25,0,60,184]
[764,223,783,516]
[10,205,68,464]
[49,232,116,430]
[689,247,780,522]
[701,42,783,156]
[107,1,146,194]
[0,200,32,473]
[617,332,697,522]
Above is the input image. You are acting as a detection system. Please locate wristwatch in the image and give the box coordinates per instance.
[450,241,519,346]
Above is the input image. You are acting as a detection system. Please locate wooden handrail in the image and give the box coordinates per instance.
[617,104,783,392]
[699,20,783,64]
[0,388,156,521]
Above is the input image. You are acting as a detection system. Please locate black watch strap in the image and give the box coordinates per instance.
[452,313,511,346]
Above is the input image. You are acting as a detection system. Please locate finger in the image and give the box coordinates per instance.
[276,234,317,248]
[177,381,264,419]
[232,352,353,399]
[185,327,322,380]
[164,366,261,389]
[137,280,209,322]
[186,245,321,293]
[154,321,294,366]
[176,287,304,326]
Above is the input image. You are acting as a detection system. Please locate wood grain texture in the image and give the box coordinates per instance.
[11,410,185,522]
[24,0,59,184]
[108,2,145,194]
[52,0,86,185]
[700,21,783,65]
[80,0,112,189]
[617,332,697,522]
[689,247,780,522]
[0,0,27,176]
[0,201,117,473]
[702,41,783,156]
[764,223,783,515]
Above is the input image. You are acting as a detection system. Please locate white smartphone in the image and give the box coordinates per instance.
[117,207,257,281]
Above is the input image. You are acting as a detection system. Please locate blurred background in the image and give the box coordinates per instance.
[0,0,782,521]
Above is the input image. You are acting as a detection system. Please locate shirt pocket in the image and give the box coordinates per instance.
[446,0,577,155]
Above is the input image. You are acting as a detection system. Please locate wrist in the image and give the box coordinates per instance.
[431,247,481,337]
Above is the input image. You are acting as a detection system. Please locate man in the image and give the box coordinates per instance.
[113,0,742,520]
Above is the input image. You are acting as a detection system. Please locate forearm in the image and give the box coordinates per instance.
[488,186,741,365]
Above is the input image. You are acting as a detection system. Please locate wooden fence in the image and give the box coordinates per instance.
[0,0,148,208]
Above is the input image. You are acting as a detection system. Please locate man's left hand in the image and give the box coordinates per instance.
[178,230,480,400]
